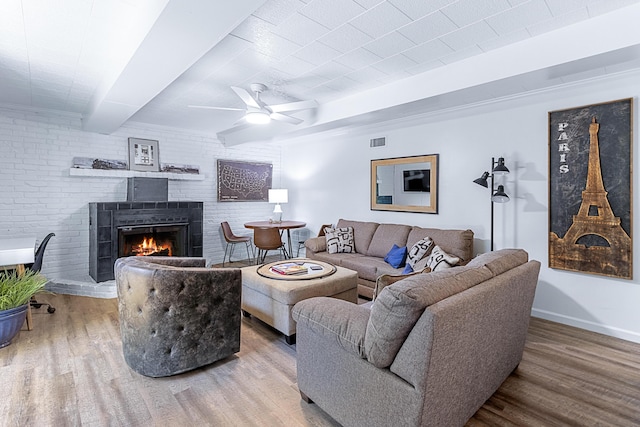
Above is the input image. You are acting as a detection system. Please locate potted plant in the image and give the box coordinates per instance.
[0,270,48,348]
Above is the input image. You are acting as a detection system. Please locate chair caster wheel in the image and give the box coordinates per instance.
[47,307,56,314]
[32,303,42,309]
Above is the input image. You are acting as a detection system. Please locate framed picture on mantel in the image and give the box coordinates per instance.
[128,138,160,172]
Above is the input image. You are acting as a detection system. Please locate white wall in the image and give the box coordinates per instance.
[280,69,640,343]
[0,108,280,285]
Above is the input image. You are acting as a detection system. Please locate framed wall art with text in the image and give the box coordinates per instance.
[548,98,633,279]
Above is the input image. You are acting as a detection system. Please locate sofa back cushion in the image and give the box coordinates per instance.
[366,223,412,257]
[407,227,474,264]
[364,266,493,368]
[466,248,528,275]
[336,219,379,254]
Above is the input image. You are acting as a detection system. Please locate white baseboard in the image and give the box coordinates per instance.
[531,308,640,344]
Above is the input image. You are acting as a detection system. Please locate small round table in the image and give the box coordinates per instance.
[244,220,306,259]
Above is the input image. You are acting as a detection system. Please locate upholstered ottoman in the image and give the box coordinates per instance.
[241,259,357,344]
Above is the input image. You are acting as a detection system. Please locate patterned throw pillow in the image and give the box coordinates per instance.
[406,237,434,269]
[425,245,460,271]
[325,227,355,254]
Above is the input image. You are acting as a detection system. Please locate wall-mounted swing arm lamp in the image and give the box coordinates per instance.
[473,157,510,251]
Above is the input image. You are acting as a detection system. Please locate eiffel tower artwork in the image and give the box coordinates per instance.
[549,101,632,279]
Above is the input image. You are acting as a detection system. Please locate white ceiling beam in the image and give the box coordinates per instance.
[310,3,640,128]
[82,0,266,134]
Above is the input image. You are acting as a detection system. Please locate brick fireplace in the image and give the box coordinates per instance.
[88,201,203,282]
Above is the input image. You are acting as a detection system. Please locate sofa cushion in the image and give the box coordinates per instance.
[336,219,379,254]
[364,266,493,368]
[375,261,405,278]
[342,257,392,282]
[466,248,528,276]
[325,227,355,254]
[384,244,407,268]
[425,245,460,271]
[406,237,434,269]
[310,251,365,267]
[367,223,412,257]
[407,227,474,264]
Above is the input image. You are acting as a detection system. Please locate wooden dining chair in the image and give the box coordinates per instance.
[220,222,253,266]
[317,224,333,237]
[253,227,287,264]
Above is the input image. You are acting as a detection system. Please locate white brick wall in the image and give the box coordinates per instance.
[0,107,281,291]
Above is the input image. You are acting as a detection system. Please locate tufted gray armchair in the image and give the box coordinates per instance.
[115,256,241,377]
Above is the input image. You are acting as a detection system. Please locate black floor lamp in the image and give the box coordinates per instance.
[473,157,510,251]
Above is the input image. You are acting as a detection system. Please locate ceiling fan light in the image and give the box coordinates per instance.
[245,111,271,124]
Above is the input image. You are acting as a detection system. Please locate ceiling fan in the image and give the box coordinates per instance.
[189,83,318,125]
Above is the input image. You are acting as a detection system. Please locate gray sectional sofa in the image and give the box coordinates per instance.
[292,249,541,427]
[304,219,474,298]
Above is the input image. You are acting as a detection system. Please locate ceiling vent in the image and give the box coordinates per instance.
[370,137,386,147]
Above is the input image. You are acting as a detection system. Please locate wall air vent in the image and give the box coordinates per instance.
[370,137,386,147]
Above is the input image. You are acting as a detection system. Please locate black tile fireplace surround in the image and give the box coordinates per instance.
[89,201,203,282]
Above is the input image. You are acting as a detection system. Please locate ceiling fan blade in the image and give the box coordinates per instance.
[188,105,245,111]
[269,99,318,113]
[270,112,303,125]
[231,86,261,109]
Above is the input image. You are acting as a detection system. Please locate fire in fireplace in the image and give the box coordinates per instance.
[118,224,187,258]
[131,236,172,256]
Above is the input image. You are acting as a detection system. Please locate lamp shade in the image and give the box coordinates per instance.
[473,171,490,188]
[492,157,510,175]
[268,189,288,204]
[491,185,510,203]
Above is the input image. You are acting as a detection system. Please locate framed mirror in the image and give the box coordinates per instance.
[371,154,438,214]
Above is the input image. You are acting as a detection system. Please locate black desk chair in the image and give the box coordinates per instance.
[28,233,56,314]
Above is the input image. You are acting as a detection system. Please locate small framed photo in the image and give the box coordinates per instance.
[128,138,160,172]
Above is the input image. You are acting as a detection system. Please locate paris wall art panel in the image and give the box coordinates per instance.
[548,98,633,279]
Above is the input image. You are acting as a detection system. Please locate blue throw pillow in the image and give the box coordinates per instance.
[384,244,407,268]
[402,264,414,275]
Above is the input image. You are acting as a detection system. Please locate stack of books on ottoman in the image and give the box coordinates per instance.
[271,263,308,275]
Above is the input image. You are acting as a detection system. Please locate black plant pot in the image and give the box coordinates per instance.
[0,304,28,348]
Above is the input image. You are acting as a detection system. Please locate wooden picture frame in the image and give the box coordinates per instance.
[371,154,438,214]
[548,98,633,279]
[217,159,272,202]
[128,138,160,172]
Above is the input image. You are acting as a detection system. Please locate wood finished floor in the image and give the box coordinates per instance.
[1,293,639,426]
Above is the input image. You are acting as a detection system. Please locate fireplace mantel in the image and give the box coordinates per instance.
[69,168,205,181]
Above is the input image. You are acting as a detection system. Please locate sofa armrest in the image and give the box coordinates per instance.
[304,236,326,254]
[292,297,369,358]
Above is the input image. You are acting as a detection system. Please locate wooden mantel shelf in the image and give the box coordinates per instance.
[69,168,205,181]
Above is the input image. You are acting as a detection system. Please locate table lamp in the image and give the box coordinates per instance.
[268,189,288,223]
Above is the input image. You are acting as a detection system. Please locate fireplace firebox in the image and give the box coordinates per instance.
[118,224,188,257]
[89,201,203,282]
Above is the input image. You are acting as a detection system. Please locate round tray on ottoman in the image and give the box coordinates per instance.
[257,259,336,280]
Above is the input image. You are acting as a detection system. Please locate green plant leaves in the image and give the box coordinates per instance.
[0,270,49,311]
